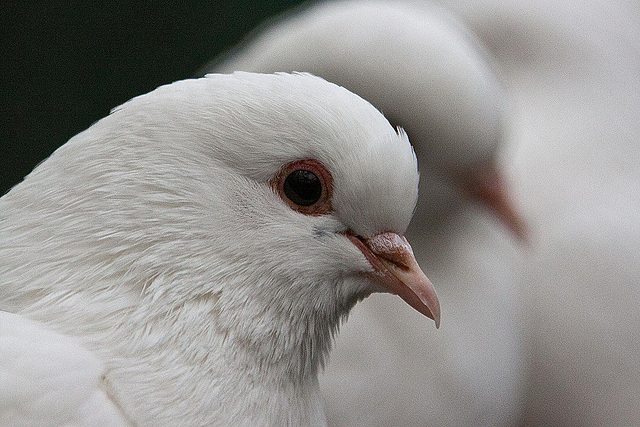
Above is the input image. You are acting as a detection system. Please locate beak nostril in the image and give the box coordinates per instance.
[349,233,410,269]
[376,251,411,270]
[364,232,414,267]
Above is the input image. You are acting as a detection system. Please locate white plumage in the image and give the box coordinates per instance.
[443,0,640,424]
[0,72,440,425]
[0,312,130,425]
[208,2,526,425]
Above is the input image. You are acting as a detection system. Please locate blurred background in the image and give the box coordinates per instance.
[1,0,303,195]
[3,1,639,426]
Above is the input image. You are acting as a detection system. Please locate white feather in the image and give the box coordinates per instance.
[0,312,129,426]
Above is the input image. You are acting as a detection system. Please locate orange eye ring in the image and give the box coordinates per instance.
[271,159,333,216]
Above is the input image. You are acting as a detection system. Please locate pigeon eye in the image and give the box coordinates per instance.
[284,170,322,206]
[272,159,333,216]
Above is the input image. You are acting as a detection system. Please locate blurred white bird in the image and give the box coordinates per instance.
[0,72,441,426]
[208,1,526,425]
[441,0,640,424]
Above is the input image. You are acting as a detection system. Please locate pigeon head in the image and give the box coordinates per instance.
[0,73,438,423]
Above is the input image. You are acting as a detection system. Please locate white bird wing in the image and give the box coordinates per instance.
[0,311,129,426]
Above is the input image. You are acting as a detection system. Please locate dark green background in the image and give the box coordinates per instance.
[1,1,305,196]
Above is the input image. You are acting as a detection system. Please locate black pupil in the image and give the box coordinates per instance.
[283,170,322,206]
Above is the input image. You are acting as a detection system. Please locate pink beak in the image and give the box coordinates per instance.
[458,160,528,241]
[346,231,441,328]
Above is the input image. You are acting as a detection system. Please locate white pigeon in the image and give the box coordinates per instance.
[440,0,640,424]
[0,72,441,426]
[207,1,526,425]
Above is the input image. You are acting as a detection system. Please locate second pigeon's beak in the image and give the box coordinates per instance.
[458,160,528,241]
[346,231,441,328]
